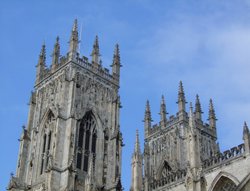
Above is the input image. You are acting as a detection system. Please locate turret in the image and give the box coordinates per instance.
[208,99,217,128]
[91,35,100,67]
[68,19,79,60]
[111,44,122,80]
[195,94,203,122]
[35,43,46,84]
[177,81,187,120]
[159,95,168,127]
[130,130,143,191]
[51,36,60,72]
[144,100,152,138]
[243,122,250,154]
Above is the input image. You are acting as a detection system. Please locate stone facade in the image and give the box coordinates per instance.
[130,83,250,191]
[7,20,123,191]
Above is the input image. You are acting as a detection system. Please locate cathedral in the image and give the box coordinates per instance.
[7,20,250,191]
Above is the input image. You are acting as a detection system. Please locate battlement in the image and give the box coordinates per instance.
[202,143,245,170]
[35,20,121,87]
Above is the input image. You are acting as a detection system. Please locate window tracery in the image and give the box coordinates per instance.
[76,111,97,173]
[40,112,54,175]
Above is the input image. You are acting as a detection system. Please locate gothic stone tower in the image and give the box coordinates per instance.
[143,82,219,191]
[130,81,250,191]
[7,20,123,191]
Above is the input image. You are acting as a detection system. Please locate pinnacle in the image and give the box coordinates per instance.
[115,43,120,56]
[146,100,150,112]
[73,19,78,32]
[134,129,141,154]
[243,121,249,134]
[161,95,165,105]
[195,94,202,113]
[179,81,184,94]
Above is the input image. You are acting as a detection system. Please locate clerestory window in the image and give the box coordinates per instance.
[76,111,97,172]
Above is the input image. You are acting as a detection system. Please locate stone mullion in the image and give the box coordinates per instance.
[82,127,86,171]
[44,130,49,172]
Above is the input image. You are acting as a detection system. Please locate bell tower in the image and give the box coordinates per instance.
[7,20,123,191]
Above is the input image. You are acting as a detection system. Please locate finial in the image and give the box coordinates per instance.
[91,35,100,65]
[209,99,216,118]
[134,129,141,154]
[208,98,217,128]
[73,19,78,32]
[177,81,186,112]
[51,36,60,71]
[195,94,203,121]
[144,100,152,122]
[160,95,168,127]
[145,100,151,114]
[68,19,79,56]
[39,43,46,63]
[243,121,249,134]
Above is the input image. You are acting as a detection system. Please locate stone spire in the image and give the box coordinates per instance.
[91,35,100,66]
[35,43,46,84]
[177,81,186,114]
[144,100,152,138]
[208,99,217,128]
[68,19,79,59]
[195,94,203,121]
[160,95,168,127]
[130,130,143,191]
[243,122,250,154]
[51,36,60,72]
[111,44,122,77]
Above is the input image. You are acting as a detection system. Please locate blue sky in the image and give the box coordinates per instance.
[1,0,250,190]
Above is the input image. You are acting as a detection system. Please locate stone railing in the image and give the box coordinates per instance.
[75,56,117,84]
[202,143,245,169]
[38,54,119,86]
[150,170,186,190]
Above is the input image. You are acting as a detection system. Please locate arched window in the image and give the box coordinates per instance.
[212,176,237,191]
[40,112,54,175]
[76,111,97,172]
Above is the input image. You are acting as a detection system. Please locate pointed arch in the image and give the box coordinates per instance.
[209,171,239,191]
[76,110,98,173]
[156,160,173,180]
[39,110,55,175]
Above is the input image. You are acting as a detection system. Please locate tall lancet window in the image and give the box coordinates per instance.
[76,111,97,172]
[40,112,54,175]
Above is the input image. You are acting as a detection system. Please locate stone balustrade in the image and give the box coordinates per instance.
[202,143,245,169]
